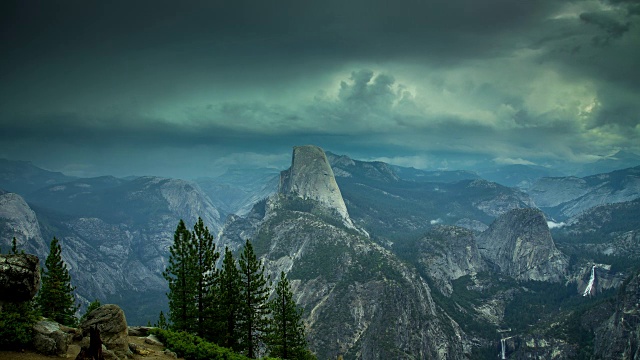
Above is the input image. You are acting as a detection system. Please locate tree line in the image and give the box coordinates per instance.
[161,218,313,359]
[0,237,79,349]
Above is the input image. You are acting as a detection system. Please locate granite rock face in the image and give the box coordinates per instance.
[0,253,40,303]
[33,320,71,356]
[242,199,467,359]
[416,225,486,295]
[477,208,568,282]
[79,304,131,360]
[279,145,352,225]
[593,271,640,359]
[0,191,48,256]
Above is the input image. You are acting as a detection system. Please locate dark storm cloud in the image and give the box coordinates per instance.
[0,0,559,68]
[1,0,639,177]
[580,11,630,39]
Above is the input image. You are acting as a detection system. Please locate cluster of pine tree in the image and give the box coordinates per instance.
[0,237,78,349]
[162,218,312,359]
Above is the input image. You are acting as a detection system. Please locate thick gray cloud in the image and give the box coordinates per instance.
[0,0,638,177]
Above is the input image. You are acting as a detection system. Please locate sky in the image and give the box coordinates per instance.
[1,0,639,178]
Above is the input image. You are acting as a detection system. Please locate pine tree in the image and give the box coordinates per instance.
[211,246,242,349]
[163,219,197,332]
[238,239,271,358]
[37,237,78,326]
[155,310,169,330]
[266,271,308,359]
[192,217,219,338]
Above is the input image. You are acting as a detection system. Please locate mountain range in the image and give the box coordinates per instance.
[0,146,639,358]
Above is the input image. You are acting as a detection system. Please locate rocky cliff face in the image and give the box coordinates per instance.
[2,177,223,324]
[279,145,352,226]
[593,271,640,359]
[225,195,467,359]
[219,145,469,358]
[415,225,486,296]
[0,191,48,256]
[477,208,568,282]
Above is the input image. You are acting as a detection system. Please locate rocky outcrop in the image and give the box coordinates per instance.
[416,225,486,295]
[593,271,640,359]
[477,208,568,282]
[79,304,131,360]
[223,192,468,359]
[0,253,40,303]
[33,320,72,356]
[467,180,535,218]
[0,191,47,257]
[279,145,352,225]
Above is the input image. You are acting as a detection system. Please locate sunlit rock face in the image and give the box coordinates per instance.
[477,208,568,282]
[0,190,48,257]
[279,145,353,226]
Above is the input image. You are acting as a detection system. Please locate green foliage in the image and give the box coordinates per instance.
[151,328,253,360]
[209,247,242,350]
[192,217,220,337]
[37,237,79,326]
[163,218,220,337]
[265,272,309,359]
[0,300,40,350]
[238,239,271,358]
[155,310,169,330]
[79,299,101,323]
[163,219,197,333]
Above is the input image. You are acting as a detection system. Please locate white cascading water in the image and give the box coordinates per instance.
[501,338,506,359]
[583,265,596,297]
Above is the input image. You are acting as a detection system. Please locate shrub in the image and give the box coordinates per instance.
[0,300,40,350]
[152,328,264,360]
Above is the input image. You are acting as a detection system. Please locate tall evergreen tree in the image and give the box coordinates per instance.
[192,217,219,338]
[163,219,197,332]
[266,272,308,359]
[37,237,78,326]
[211,246,242,349]
[238,239,271,358]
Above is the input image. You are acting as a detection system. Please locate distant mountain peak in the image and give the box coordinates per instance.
[279,145,353,226]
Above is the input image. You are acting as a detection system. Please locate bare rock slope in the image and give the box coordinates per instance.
[477,208,568,282]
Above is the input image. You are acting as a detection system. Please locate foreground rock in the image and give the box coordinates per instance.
[33,320,71,356]
[0,253,40,304]
[79,304,131,360]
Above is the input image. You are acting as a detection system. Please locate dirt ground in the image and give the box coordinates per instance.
[0,335,182,360]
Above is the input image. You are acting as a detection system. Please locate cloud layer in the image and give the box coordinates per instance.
[0,0,638,177]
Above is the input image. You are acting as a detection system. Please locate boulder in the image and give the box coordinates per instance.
[144,334,163,346]
[127,325,153,337]
[33,320,71,356]
[79,304,131,360]
[0,254,40,303]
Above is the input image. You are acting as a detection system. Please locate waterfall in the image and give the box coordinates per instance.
[501,338,506,359]
[583,265,596,297]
